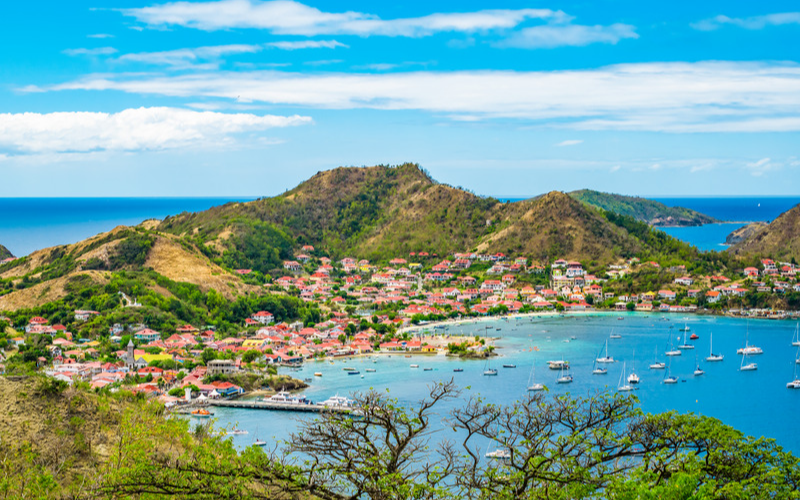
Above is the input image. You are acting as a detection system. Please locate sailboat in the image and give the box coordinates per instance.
[609,329,622,339]
[483,358,498,376]
[693,355,704,376]
[737,323,763,355]
[677,333,695,350]
[792,323,800,347]
[556,364,573,384]
[627,351,640,384]
[665,331,682,357]
[679,323,690,332]
[663,360,678,384]
[596,339,615,363]
[705,332,724,362]
[527,363,544,391]
[253,426,266,447]
[649,346,666,369]
[787,364,800,389]
[618,362,634,392]
[740,351,757,371]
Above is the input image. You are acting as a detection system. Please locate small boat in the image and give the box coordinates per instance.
[527,363,544,391]
[253,439,267,447]
[343,367,357,372]
[453,368,464,373]
[592,366,608,375]
[740,352,757,371]
[663,361,678,384]
[627,352,640,384]
[677,336,695,350]
[617,317,624,321]
[650,346,666,369]
[231,428,248,435]
[423,367,433,371]
[705,332,723,362]
[679,323,690,332]
[410,364,419,368]
[191,408,213,418]
[503,364,516,368]
[548,360,569,370]
[665,331,681,356]
[483,369,498,376]
[609,333,622,339]
[556,364,573,384]
[787,364,800,389]
[348,371,360,375]
[365,368,376,373]
[321,395,354,409]
[314,372,323,377]
[485,448,511,460]
[737,324,763,355]
[596,339,615,363]
[618,362,634,392]
[792,322,800,347]
[693,356,704,376]
[689,333,699,340]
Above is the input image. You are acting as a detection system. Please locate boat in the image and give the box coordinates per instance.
[592,366,608,375]
[596,339,615,363]
[343,367,357,372]
[787,364,800,389]
[365,368,376,373]
[547,359,569,370]
[737,324,763,355]
[609,330,622,339]
[265,390,314,405]
[321,394,354,409]
[556,364,573,384]
[689,333,699,340]
[527,363,544,391]
[503,364,516,368]
[618,362,633,392]
[423,367,433,371]
[314,372,323,377]
[453,368,464,373]
[663,362,679,384]
[348,371,360,375]
[410,364,419,368]
[485,448,511,460]
[231,428,248,435]
[705,332,724,362]
[483,358,498,376]
[191,408,213,418]
[693,356,704,376]
[253,439,267,447]
[649,346,666,370]
[627,351,640,384]
[679,323,690,332]
[792,323,800,347]
[665,331,682,357]
[740,352,757,371]
[617,316,624,321]
[677,335,695,350]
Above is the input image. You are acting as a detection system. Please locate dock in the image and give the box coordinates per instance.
[207,400,352,413]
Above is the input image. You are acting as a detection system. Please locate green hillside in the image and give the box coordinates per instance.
[569,189,717,226]
[0,243,13,260]
[731,203,800,261]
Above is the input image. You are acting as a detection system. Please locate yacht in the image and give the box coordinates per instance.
[483,359,498,376]
[266,391,314,405]
[663,362,678,384]
[787,364,800,389]
[596,339,615,363]
[503,364,517,368]
[321,395,354,409]
[792,323,800,347]
[740,352,757,372]
[618,362,634,392]
[665,331,682,356]
[231,428,248,435]
[548,359,569,370]
[365,368,376,372]
[701,332,721,362]
[737,324,763,355]
[527,363,544,391]
[485,448,511,460]
[410,364,419,368]
[627,352,640,384]
[592,366,608,375]
[677,335,695,350]
[253,439,267,447]
[693,356,704,376]
[609,331,622,339]
[649,346,666,369]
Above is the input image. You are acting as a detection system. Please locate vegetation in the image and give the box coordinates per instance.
[0,243,13,260]
[2,377,798,499]
[569,189,718,226]
[731,203,800,262]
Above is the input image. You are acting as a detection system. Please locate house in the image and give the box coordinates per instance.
[674,276,694,286]
[706,290,721,303]
[74,310,99,322]
[658,290,677,301]
[283,261,303,272]
[743,267,759,278]
[251,311,275,325]
[134,329,161,343]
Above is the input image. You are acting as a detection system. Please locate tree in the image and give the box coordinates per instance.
[241,350,261,364]
[201,348,218,365]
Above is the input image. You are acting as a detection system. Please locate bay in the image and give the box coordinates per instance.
[208,313,800,453]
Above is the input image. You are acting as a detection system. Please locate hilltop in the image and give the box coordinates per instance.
[160,164,660,266]
[0,243,13,260]
[730,203,800,261]
[569,189,717,226]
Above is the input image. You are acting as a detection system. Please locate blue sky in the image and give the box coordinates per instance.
[1,0,799,197]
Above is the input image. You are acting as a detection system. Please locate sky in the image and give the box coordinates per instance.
[0,0,799,197]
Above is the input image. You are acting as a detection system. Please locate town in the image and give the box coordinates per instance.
[1,246,798,405]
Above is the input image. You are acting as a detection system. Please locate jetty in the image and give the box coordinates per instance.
[207,399,352,413]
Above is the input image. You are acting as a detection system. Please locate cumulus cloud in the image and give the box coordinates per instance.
[35,61,800,133]
[266,40,348,50]
[0,107,311,154]
[692,12,800,31]
[499,23,637,48]
[115,44,262,69]
[121,0,566,36]
[555,139,583,147]
[63,47,118,56]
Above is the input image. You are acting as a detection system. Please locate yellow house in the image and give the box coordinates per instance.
[138,354,173,365]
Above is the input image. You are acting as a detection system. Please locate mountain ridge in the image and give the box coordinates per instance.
[0,244,13,260]
[730,204,800,261]
[568,189,718,227]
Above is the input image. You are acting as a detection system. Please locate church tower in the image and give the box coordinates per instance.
[126,339,135,370]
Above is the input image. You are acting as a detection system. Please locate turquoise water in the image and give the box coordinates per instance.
[207,313,800,453]
[660,223,745,252]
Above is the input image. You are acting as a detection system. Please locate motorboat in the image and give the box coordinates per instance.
[191,408,213,418]
[485,448,511,460]
[343,367,357,372]
[347,371,360,375]
[548,360,569,370]
[453,368,464,372]
[321,395,354,409]
[410,364,419,368]
[503,364,517,368]
[365,368,376,372]
[266,391,313,405]
[314,372,323,377]
[689,333,699,340]
[423,367,433,371]
[231,428,248,435]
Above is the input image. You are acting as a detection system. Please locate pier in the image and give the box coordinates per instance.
[207,399,352,413]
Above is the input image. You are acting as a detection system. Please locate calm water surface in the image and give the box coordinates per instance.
[208,313,800,453]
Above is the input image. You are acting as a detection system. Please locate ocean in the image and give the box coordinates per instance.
[209,313,800,453]
[0,198,255,257]
[0,196,797,256]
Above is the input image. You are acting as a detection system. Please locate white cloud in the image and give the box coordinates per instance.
[692,12,800,31]
[37,61,800,132]
[266,40,348,50]
[121,0,566,36]
[115,44,262,69]
[609,165,621,173]
[555,139,583,147]
[499,23,637,49]
[63,47,118,56]
[746,157,773,177]
[0,107,311,154]
[87,33,115,39]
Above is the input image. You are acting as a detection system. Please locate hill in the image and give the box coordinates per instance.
[725,222,768,245]
[569,189,717,226]
[159,164,659,265]
[0,243,13,260]
[730,204,800,261]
